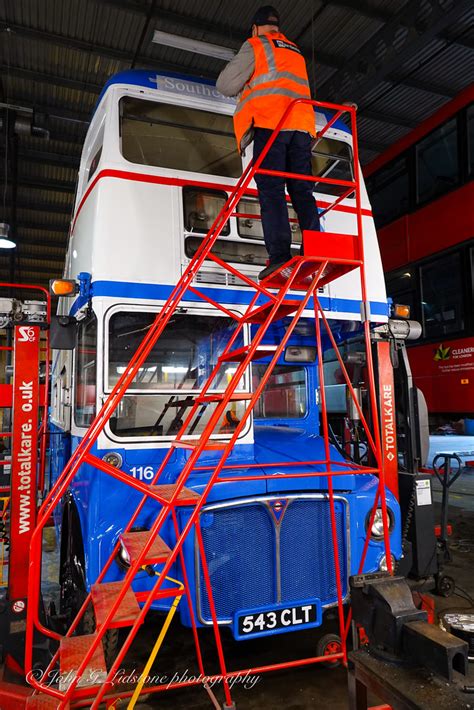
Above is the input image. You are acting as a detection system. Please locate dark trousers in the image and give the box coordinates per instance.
[253,128,320,264]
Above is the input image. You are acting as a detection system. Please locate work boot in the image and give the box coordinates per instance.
[258,260,288,281]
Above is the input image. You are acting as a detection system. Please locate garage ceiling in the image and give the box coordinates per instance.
[0,0,473,286]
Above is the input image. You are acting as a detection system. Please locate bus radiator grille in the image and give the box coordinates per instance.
[197,497,348,623]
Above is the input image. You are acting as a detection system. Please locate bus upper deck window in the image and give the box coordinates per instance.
[120,97,242,179]
[366,156,409,228]
[311,137,354,197]
[468,104,474,177]
[416,117,459,204]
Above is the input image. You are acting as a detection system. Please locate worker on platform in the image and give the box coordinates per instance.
[216,5,320,280]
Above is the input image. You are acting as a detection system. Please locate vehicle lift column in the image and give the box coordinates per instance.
[0,324,41,675]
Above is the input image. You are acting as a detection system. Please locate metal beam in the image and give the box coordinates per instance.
[0,176,75,193]
[16,221,69,234]
[1,96,91,126]
[318,0,473,103]
[0,64,102,95]
[0,264,61,276]
[16,199,73,215]
[360,108,417,129]
[18,149,80,169]
[0,143,80,168]
[358,137,391,153]
[388,74,456,97]
[13,256,64,270]
[327,0,389,23]
[15,235,67,249]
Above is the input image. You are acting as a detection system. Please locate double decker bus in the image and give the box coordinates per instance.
[365,85,474,432]
[46,69,401,655]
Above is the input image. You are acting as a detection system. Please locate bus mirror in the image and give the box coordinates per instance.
[284,346,316,362]
[50,316,78,350]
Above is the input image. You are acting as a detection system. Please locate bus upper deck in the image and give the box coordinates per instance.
[64,69,388,323]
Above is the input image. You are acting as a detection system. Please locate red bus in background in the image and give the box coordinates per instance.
[365,84,474,430]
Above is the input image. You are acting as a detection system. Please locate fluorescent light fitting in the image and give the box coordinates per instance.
[0,223,16,249]
[152,30,235,61]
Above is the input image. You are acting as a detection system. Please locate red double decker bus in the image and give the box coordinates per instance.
[365,84,474,430]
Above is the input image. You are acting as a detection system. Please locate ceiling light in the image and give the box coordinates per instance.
[152,30,235,62]
[0,223,16,249]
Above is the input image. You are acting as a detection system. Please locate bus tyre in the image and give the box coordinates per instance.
[59,502,119,668]
[316,633,342,668]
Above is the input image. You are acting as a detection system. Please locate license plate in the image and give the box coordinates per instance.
[234,600,321,640]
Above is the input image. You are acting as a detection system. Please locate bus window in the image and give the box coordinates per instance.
[416,117,459,204]
[107,311,247,439]
[88,146,102,183]
[420,252,464,338]
[311,137,354,197]
[468,104,474,177]
[237,196,302,244]
[74,315,97,428]
[366,156,410,227]
[252,365,307,419]
[183,188,230,235]
[185,235,271,266]
[120,97,241,178]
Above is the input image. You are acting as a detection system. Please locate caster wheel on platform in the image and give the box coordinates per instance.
[316,633,343,668]
[436,574,455,598]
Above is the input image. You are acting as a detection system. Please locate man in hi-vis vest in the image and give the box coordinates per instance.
[217,5,320,280]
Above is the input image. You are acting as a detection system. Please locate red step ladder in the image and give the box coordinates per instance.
[16,99,393,710]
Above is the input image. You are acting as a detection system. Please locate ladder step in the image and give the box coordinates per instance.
[91,580,141,629]
[243,299,300,323]
[26,696,68,709]
[220,345,277,362]
[197,392,253,403]
[150,483,201,505]
[174,438,227,450]
[120,530,171,565]
[59,634,107,692]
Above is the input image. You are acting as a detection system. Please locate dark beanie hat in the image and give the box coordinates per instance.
[251,5,280,29]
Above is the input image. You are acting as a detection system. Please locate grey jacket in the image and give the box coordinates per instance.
[216,41,255,98]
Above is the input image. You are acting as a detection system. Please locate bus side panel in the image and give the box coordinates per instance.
[407,335,474,415]
[71,179,181,288]
[378,182,474,273]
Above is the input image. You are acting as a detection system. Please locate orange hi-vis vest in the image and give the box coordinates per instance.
[233,32,315,152]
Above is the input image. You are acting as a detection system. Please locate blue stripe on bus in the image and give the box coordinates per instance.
[69,279,389,318]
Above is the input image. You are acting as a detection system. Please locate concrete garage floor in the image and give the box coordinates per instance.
[40,481,474,709]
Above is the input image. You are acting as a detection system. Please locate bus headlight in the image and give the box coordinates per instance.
[102,452,123,468]
[379,554,396,572]
[366,507,394,540]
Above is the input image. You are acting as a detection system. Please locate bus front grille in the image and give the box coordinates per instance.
[197,496,348,624]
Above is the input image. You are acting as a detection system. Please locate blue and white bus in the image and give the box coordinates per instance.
[49,70,401,645]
